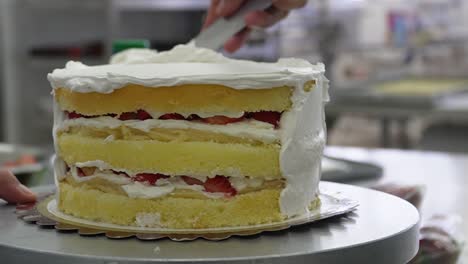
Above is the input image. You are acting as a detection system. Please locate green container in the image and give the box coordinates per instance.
[112,39,150,54]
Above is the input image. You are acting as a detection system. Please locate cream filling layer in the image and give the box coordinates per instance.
[57,116,279,144]
[69,165,264,199]
[67,160,277,180]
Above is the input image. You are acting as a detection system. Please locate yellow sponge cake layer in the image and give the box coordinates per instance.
[55,84,293,115]
[59,181,284,228]
[63,125,277,145]
[57,133,281,178]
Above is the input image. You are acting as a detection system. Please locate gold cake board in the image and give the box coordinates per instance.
[17,187,358,241]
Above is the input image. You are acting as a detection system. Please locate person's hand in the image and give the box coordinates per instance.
[0,169,36,204]
[203,0,308,53]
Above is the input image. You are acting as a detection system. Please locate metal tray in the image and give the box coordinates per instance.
[332,77,468,109]
[0,143,48,186]
[322,156,383,183]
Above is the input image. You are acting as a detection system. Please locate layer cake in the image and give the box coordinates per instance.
[48,45,329,229]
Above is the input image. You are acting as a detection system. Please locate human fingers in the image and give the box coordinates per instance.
[0,169,36,204]
[245,6,289,28]
[203,0,221,29]
[273,0,307,11]
[223,28,252,53]
[215,0,246,17]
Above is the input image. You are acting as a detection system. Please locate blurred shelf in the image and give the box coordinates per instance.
[114,0,210,12]
[22,0,107,11]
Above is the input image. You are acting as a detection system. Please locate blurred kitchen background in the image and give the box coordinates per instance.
[3,1,468,261]
[2,0,468,152]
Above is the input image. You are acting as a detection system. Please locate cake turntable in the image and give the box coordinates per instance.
[0,181,419,264]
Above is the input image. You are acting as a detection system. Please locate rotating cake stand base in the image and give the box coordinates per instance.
[0,182,419,264]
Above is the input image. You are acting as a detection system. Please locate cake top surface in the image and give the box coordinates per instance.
[48,44,325,93]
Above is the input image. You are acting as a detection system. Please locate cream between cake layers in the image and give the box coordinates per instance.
[48,44,329,229]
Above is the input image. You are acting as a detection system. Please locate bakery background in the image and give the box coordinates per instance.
[1,0,468,262]
[2,0,468,152]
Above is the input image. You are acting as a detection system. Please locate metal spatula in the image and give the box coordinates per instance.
[194,0,272,50]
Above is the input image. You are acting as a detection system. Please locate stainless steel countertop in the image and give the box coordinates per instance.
[326,93,468,121]
[326,146,468,261]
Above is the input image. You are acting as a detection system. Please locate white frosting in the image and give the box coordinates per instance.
[48,45,323,94]
[110,49,160,64]
[103,134,115,142]
[229,177,264,192]
[110,44,230,64]
[58,117,279,144]
[278,77,328,216]
[51,44,328,218]
[69,165,132,185]
[171,178,205,192]
[135,213,162,228]
[52,101,67,183]
[70,160,212,180]
[122,182,175,199]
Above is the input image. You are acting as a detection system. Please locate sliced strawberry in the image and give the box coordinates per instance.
[181,176,204,186]
[204,176,237,196]
[159,113,185,120]
[80,167,96,176]
[76,168,86,177]
[112,170,130,178]
[249,111,281,127]
[201,115,244,125]
[76,167,96,177]
[67,111,85,119]
[118,110,152,121]
[133,173,169,186]
[187,114,201,121]
[118,111,138,121]
[137,110,152,120]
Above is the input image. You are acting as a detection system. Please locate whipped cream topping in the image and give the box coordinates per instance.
[51,44,328,218]
[110,43,230,64]
[58,117,279,144]
[48,44,324,94]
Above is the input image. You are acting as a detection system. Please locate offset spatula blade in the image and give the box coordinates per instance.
[194,0,272,50]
